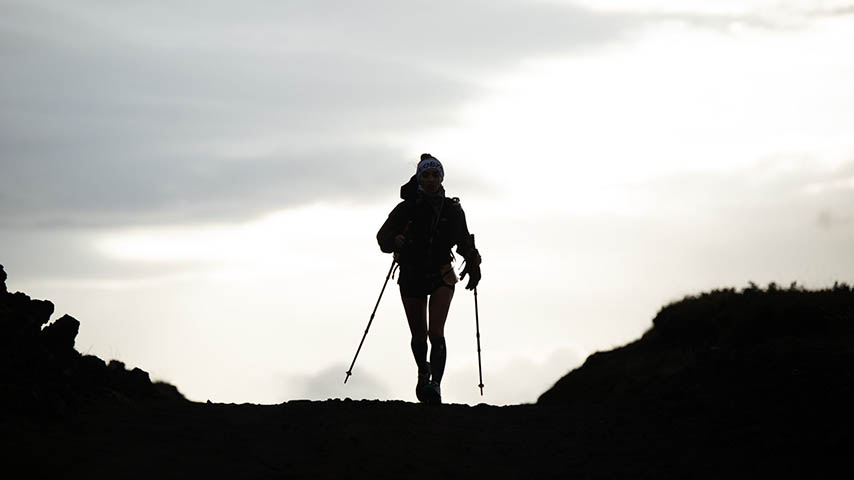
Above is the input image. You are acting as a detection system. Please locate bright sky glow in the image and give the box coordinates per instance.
[566,0,853,15]
[418,16,854,219]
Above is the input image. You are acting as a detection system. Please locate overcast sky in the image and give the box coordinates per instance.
[3,0,854,405]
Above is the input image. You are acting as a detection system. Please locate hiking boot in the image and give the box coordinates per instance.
[415,363,431,403]
[423,381,442,405]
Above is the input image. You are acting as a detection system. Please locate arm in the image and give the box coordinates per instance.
[453,205,478,261]
[376,202,409,254]
[453,204,482,289]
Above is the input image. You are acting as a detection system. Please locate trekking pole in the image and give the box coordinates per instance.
[470,234,484,395]
[345,222,410,384]
[344,258,396,384]
[475,285,484,395]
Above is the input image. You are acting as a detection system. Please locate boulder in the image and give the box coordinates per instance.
[42,314,80,357]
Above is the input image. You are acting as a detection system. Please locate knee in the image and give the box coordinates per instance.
[411,332,428,344]
[429,335,446,348]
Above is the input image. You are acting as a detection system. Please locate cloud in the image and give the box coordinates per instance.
[614,154,854,220]
[0,145,407,228]
[815,209,853,230]
[0,0,645,228]
[3,0,840,228]
[805,4,854,18]
[0,226,208,288]
[567,0,854,30]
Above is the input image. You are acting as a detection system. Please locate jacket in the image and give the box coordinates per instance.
[376,175,476,272]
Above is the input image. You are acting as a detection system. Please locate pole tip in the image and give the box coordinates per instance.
[344,371,352,384]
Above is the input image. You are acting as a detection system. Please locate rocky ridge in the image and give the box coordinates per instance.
[0,264,184,417]
[3,263,852,478]
[539,283,854,409]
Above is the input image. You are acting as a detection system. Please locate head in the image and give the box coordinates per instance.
[417,153,444,194]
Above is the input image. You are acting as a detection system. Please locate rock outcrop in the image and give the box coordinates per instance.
[539,283,854,415]
[0,264,184,417]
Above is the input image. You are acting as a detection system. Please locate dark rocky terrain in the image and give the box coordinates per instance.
[0,264,184,418]
[2,264,851,478]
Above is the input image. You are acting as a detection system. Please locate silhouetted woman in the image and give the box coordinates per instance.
[377,153,482,404]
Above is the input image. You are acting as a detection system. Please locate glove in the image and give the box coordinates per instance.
[461,263,481,290]
[460,249,482,290]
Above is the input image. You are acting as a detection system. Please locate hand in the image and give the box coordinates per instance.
[394,234,407,250]
[460,250,481,290]
[460,263,481,290]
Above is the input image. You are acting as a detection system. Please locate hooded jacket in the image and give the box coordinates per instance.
[376,175,476,272]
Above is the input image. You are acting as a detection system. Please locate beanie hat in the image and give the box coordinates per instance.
[417,153,444,181]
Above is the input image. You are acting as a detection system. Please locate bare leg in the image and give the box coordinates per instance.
[428,286,454,385]
[401,294,428,371]
[428,285,454,337]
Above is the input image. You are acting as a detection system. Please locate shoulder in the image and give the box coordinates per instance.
[389,200,409,215]
[390,199,427,217]
[445,196,464,213]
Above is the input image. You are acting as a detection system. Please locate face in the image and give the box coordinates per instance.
[419,168,442,193]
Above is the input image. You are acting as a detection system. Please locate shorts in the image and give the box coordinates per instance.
[398,264,458,299]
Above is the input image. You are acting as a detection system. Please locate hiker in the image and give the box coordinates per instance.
[376,153,482,404]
